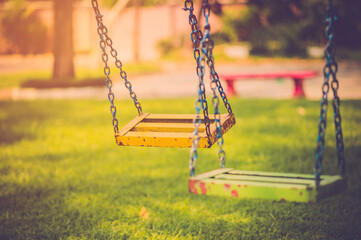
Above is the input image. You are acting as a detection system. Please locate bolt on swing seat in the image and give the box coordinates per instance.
[186,0,347,203]
[115,113,235,148]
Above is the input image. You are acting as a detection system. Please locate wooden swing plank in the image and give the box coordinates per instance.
[117,113,150,136]
[214,173,316,185]
[133,122,206,133]
[228,169,317,179]
[144,114,203,121]
[115,113,235,148]
[188,168,347,203]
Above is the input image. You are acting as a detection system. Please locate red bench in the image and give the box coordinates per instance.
[219,70,318,98]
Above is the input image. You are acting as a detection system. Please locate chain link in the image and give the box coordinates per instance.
[327,1,346,178]
[183,0,233,116]
[200,0,226,168]
[315,0,345,188]
[92,0,119,133]
[189,97,202,177]
[184,0,233,175]
[183,0,211,143]
[184,0,208,176]
[91,0,143,123]
[201,1,233,116]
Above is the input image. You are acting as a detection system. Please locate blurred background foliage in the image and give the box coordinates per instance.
[215,0,361,57]
[101,0,182,8]
[0,0,360,58]
[0,0,49,54]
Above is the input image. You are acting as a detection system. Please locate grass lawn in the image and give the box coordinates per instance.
[0,98,360,239]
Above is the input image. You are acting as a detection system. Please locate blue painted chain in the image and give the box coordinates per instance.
[200,1,232,116]
[183,0,208,176]
[200,0,226,168]
[315,0,345,188]
[91,0,142,134]
[326,1,345,177]
[183,0,211,142]
[184,0,232,175]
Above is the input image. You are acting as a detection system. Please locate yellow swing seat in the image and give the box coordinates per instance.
[115,113,235,148]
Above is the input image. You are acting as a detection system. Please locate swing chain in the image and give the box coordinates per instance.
[183,0,232,116]
[184,0,231,175]
[91,0,143,116]
[92,0,118,133]
[183,0,211,143]
[189,95,202,177]
[315,0,345,187]
[326,0,345,177]
[184,0,208,176]
[202,2,233,116]
[200,0,226,167]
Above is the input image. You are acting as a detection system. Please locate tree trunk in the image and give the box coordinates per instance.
[52,0,74,80]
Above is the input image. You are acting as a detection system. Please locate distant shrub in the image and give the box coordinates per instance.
[219,0,361,57]
[156,34,186,56]
[157,38,175,55]
[1,2,49,54]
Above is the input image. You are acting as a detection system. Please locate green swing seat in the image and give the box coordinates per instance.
[188,168,346,203]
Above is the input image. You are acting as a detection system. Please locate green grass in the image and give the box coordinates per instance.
[0,98,360,239]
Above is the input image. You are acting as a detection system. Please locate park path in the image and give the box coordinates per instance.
[0,54,361,101]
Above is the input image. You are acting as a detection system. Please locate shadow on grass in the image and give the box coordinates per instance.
[0,101,54,145]
[0,182,94,239]
[1,160,361,239]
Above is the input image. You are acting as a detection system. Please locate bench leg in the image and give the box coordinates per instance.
[225,80,237,97]
[292,78,306,98]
